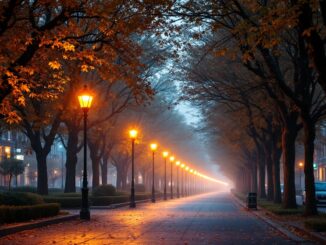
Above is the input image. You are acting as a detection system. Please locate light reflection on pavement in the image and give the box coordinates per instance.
[0,192,299,245]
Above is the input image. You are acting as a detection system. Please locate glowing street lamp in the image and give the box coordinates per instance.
[176,161,180,198]
[129,129,138,208]
[150,143,158,203]
[78,85,93,220]
[163,151,169,200]
[169,156,175,199]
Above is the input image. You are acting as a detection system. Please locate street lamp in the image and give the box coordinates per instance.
[78,85,93,220]
[150,143,158,203]
[185,166,189,196]
[298,162,304,191]
[176,161,180,198]
[163,151,169,200]
[190,169,194,195]
[129,129,138,208]
[194,171,197,194]
[180,163,185,197]
[169,156,175,199]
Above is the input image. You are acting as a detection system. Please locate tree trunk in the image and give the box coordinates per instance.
[266,155,274,201]
[91,158,100,188]
[36,152,48,195]
[251,162,257,192]
[116,171,122,190]
[101,156,108,185]
[88,140,100,188]
[258,150,266,198]
[282,124,297,209]
[64,126,80,193]
[272,142,282,204]
[302,118,318,215]
[8,174,12,191]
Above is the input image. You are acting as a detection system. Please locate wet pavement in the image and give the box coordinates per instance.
[0,192,300,244]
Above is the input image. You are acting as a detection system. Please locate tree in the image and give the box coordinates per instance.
[0,158,25,190]
[0,0,171,123]
[169,0,326,215]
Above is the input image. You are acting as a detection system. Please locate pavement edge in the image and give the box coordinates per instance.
[231,194,309,243]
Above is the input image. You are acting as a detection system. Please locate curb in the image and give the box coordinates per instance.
[231,195,306,243]
[91,198,153,209]
[0,214,79,238]
[232,194,326,244]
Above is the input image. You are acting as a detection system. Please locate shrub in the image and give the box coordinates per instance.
[92,185,116,197]
[135,193,151,201]
[49,192,81,197]
[49,188,64,193]
[43,196,81,208]
[0,203,60,224]
[134,184,146,192]
[12,186,37,193]
[304,218,326,232]
[91,196,129,206]
[0,192,44,206]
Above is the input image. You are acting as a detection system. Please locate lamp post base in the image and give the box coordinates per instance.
[80,209,90,220]
[130,202,136,208]
[130,187,136,208]
[151,198,156,203]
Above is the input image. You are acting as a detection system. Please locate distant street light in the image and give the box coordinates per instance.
[129,129,138,208]
[150,143,158,203]
[163,151,169,200]
[169,156,175,199]
[78,85,93,220]
[176,161,180,198]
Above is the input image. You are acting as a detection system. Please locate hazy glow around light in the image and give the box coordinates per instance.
[169,156,175,162]
[163,151,169,158]
[150,143,158,151]
[129,129,138,139]
[78,94,93,109]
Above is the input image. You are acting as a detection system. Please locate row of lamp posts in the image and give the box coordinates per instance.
[77,85,221,220]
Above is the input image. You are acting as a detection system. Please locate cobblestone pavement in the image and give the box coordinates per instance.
[0,192,301,245]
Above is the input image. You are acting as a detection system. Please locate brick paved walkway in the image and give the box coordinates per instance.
[0,192,299,244]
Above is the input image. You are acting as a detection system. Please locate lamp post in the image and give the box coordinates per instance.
[78,85,93,220]
[194,171,197,194]
[176,161,180,198]
[180,163,185,197]
[185,166,189,196]
[190,169,194,195]
[163,151,169,200]
[169,156,175,199]
[299,162,304,191]
[61,151,64,190]
[129,129,138,208]
[150,143,158,203]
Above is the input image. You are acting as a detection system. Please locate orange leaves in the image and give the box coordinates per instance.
[48,61,61,70]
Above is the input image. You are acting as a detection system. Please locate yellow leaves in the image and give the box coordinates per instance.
[48,61,61,70]
[5,111,21,125]
[81,64,95,72]
[62,42,75,52]
[20,84,30,93]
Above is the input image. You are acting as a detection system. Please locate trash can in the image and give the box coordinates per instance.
[247,192,257,209]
